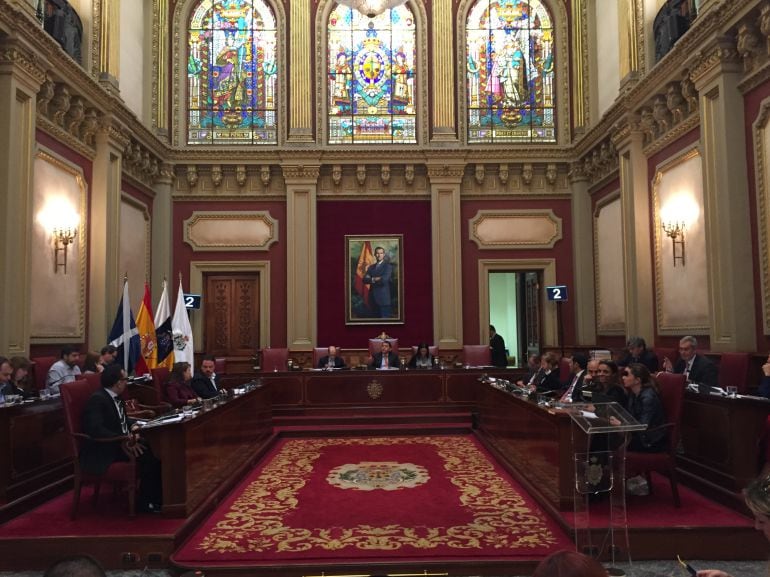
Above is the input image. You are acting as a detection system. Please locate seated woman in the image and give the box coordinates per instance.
[621,363,667,453]
[165,362,199,408]
[584,360,628,405]
[2,356,33,398]
[82,352,102,374]
[408,343,434,369]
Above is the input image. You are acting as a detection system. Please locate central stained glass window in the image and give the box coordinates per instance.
[188,0,278,145]
[327,3,417,144]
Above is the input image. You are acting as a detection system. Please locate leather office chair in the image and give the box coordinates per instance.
[718,352,750,394]
[214,357,227,375]
[261,347,289,372]
[368,338,399,357]
[61,378,137,519]
[150,367,170,403]
[654,347,678,372]
[462,345,491,366]
[626,372,686,507]
[559,357,572,383]
[411,345,439,357]
[31,356,57,391]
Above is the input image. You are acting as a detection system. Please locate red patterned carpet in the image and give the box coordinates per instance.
[173,435,572,566]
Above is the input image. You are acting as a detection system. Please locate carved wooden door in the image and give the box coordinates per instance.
[204,274,260,357]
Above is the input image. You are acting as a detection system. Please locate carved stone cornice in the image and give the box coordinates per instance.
[36,115,96,160]
[610,117,640,149]
[426,163,466,180]
[97,116,132,150]
[690,36,742,87]
[568,162,588,183]
[0,39,46,88]
[280,164,321,181]
[156,163,175,185]
[642,113,700,156]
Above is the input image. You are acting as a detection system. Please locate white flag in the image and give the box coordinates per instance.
[172,279,194,364]
[154,280,174,369]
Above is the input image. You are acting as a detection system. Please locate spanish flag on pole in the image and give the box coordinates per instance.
[134,282,157,376]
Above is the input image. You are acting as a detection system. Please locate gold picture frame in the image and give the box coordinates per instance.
[345,235,404,325]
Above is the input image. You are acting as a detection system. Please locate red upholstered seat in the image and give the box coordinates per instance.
[31,356,57,391]
[150,367,170,403]
[214,357,227,375]
[411,345,439,357]
[368,339,399,356]
[462,345,491,367]
[559,357,571,383]
[655,347,678,372]
[61,378,137,519]
[626,372,686,507]
[261,348,289,372]
[718,352,750,393]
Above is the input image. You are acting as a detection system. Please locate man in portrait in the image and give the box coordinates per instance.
[363,246,394,318]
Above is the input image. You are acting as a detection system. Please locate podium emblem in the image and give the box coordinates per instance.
[367,379,383,400]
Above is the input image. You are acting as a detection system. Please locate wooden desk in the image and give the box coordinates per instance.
[0,398,71,515]
[679,391,770,500]
[474,384,580,512]
[142,385,273,518]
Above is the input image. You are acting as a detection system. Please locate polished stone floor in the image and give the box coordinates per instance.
[0,560,766,577]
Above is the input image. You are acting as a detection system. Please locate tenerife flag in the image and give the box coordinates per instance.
[108,279,141,374]
[172,278,194,364]
[134,282,157,376]
[154,279,175,370]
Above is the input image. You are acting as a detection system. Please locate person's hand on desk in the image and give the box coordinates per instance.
[608,416,621,426]
[662,356,673,372]
[186,398,199,406]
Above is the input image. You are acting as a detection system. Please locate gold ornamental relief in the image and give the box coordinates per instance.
[183,211,278,251]
[366,379,383,400]
[469,210,562,249]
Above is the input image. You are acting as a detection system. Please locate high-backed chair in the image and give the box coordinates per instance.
[718,352,750,393]
[626,372,686,507]
[654,347,678,372]
[411,345,439,357]
[462,345,491,367]
[214,357,227,375]
[313,347,335,368]
[368,338,399,357]
[60,378,137,519]
[150,367,170,403]
[261,347,289,372]
[31,356,58,390]
[559,357,572,383]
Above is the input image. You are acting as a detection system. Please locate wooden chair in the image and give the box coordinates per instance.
[626,372,686,507]
[718,352,750,394]
[462,345,491,367]
[150,367,170,403]
[214,357,227,375]
[60,378,137,519]
[261,347,289,372]
[31,356,57,391]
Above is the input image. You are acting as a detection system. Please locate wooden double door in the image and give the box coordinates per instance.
[203,273,260,357]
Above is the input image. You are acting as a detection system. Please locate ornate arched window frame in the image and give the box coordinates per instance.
[171,0,288,147]
[456,0,570,145]
[315,0,429,146]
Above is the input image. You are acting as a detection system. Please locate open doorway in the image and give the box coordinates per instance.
[488,270,541,367]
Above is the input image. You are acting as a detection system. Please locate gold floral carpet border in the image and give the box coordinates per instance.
[181,436,566,562]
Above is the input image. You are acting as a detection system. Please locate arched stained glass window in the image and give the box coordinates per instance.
[188,0,278,145]
[327,4,416,144]
[466,0,555,143]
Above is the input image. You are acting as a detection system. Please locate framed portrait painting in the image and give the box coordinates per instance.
[345,235,404,324]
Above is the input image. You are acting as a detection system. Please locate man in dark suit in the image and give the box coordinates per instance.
[559,353,588,403]
[663,335,718,388]
[368,340,400,370]
[190,356,220,399]
[363,246,394,318]
[618,336,659,372]
[489,325,507,368]
[80,364,162,513]
[318,346,346,369]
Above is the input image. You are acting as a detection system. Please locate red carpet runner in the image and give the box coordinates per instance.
[174,435,571,565]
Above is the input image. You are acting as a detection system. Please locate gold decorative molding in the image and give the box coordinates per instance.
[431,0,457,140]
[753,93,770,334]
[690,37,742,86]
[0,40,47,87]
[469,209,562,249]
[183,211,279,252]
[652,146,709,335]
[152,0,169,135]
[289,0,313,142]
[571,0,587,129]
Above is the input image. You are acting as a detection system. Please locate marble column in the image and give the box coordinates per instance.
[151,163,174,296]
[569,163,597,346]
[0,39,45,356]
[692,38,757,351]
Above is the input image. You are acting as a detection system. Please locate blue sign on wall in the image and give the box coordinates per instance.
[545,285,568,302]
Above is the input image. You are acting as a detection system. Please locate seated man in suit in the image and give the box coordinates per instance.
[368,340,400,370]
[190,356,220,399]
[80,364,162,513]
[318,346,346,369]
[618,336,659,372]
[559,353,588,403]
[662,335,718,388]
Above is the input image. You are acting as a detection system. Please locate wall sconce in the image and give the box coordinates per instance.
[38,199,79,275]
[52,224,77,274]
[661,220,685,267]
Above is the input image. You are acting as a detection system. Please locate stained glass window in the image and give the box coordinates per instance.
[466,0,555,143]
[188,0,278,145]
[327,4,416,144]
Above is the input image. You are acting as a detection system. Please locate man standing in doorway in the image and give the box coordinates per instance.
[489,325,507,367]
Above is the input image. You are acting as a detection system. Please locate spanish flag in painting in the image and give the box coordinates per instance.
[355,241,376,308]
[134,282,157,376]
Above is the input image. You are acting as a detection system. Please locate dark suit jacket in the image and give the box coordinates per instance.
[618,349,659,372]
[562,371,586,402]
[363,260,393,307]
[627,386,667,452]
[535,370,562,393]
[166,379,198,408]
[369,351,400,369]
[318,355,346,369]
[490,333,507,367]
[191,372,219,399]
[80,388,133,475]
[673,354,718,388]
